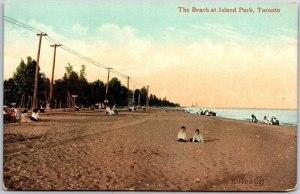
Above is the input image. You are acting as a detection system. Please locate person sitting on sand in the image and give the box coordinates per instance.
[106,106,115,115]
[30,108,40,121]
[190,129,204,143]
[21,110,32,123]
[74,105,80,111]
[177,126,187,142]
[270,116,279,125]
[3,106,9,123]
[8,106,16,123]
[251,114,258,123]
[263,116,270,124]
[15,108,22,123]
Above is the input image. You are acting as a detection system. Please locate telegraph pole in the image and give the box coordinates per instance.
[104,67,112,109]
[32,32,47,110]
[146,85,149,110]
[49,44,62,111]
[127,76,130,108]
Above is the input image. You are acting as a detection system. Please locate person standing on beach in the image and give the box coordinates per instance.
[177,126,187,142]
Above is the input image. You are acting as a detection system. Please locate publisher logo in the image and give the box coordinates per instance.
[254,176,264,186]
[232,177,264,186]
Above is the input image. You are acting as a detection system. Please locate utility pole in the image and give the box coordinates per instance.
[49,44,62,111]
[32,32,47,110]
[104,67,112,109]
[146,85,149,110]
[127,76,130,108]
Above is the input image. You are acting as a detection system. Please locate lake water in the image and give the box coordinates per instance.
[183,107,297,126]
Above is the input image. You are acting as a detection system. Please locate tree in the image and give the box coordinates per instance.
[53,79,67,108]
[55,63,90,107]
[79,64,86,80]
[148,93,179,107]
[61,63,81,107]
[120,86,129,107]
[140,87,147,106]
[134,89,141,106]
[107,77,123,107]
[6,57,180,109]
[64,63,73,78]
[89,79,105,106]
[12,56,49,108]
[4,78,19,106]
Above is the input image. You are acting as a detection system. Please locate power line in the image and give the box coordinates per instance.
[4,18,40,33]
[45,35,110,70]
[4,15,147,88]
[44,36,108,70]
[62,45,107,69]
[130,79,145,87]
[4,16,42,32]
[60,46,107,69]
[111,69,127,79]
[45,35,61,45]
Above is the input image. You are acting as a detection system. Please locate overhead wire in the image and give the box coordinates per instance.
[130,78,145,87]
[46,35,121,73]
[4,18,40,33]
[4,15,147,87]
[4,16,43,32]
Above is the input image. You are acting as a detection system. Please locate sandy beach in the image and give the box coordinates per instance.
[3,109,297,191]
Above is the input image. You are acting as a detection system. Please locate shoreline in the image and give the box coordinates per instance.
[181,107,297,111]
[199,115,297,127]
[181,107,297,126]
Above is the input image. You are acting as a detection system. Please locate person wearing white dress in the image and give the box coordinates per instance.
[177,126,187,142]
[30,108,40,121]
[190,129,204,143]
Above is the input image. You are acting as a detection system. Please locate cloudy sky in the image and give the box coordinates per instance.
[4,0,298,108]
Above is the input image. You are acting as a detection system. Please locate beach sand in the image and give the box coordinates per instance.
[3,109,297,191]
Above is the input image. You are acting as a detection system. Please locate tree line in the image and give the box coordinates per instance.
[4,57,180,109]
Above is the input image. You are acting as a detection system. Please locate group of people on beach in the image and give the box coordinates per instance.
[251,114,279,125]
[177,126,205,143]
[3,105,19,123]
[3,105,41,123]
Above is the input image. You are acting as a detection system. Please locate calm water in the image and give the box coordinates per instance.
[183,107,297,126]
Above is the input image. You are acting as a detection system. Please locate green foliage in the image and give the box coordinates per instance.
[13,57,36,95]
[4,78,19,105]
[5,56,49,108]
[149,94,180,107]
[5,56,180,108]
[64,63,73,78]
[107,77,123,107]
[133,87,146,106]
[89,79,105,105]
[79,65,86,80]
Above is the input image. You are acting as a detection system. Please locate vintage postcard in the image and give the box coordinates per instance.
[2,0,298,191]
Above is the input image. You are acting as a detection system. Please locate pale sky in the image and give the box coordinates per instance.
[4,0,298,108]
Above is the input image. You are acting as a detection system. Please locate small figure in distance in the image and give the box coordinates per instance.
[3,106,9,123]
[177,126,187,142]
[106,106,116,115]
[251,114,258,123]
[263,116,270,124]
[74,105,80,111]
[8,105,16,123]
[21,109,32,123]
[29,108,40,121]
[190,129,204,143]
[270,116,279,125]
